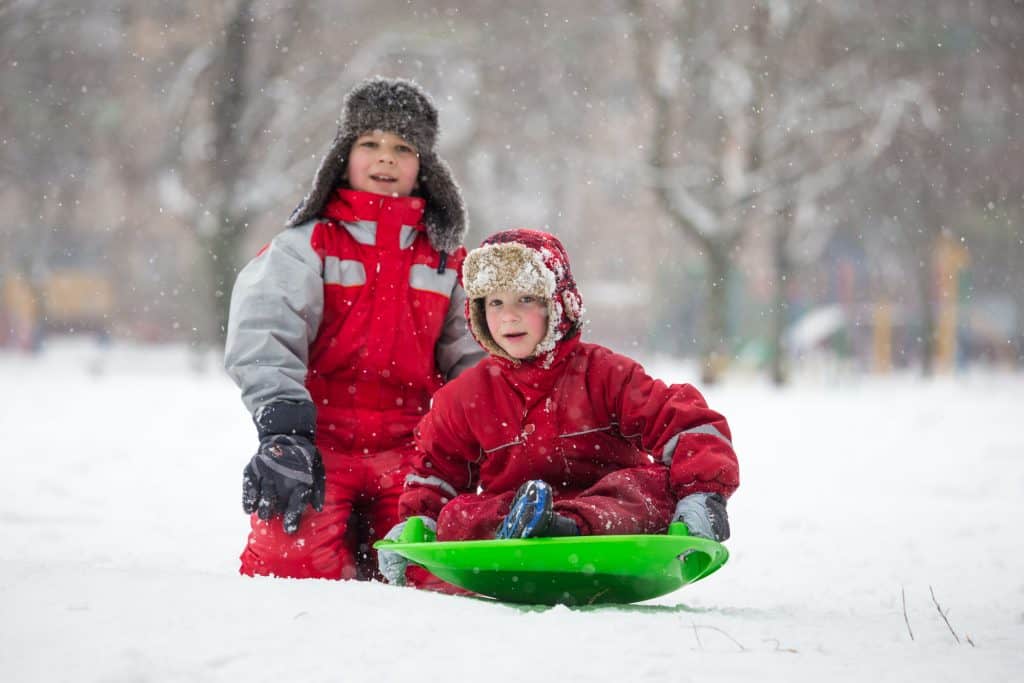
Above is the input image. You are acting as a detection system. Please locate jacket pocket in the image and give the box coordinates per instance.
[409,264,456,297]
[324,257,366,287]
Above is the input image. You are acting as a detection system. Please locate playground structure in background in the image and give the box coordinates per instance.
[784,234,1013,374]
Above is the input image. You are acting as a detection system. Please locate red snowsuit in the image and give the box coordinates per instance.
[399,334,739,541]
[226,189,482,579]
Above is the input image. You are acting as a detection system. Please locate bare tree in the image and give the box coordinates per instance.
[627,1,935,383]
[159,0,489,345]
[2,0,1019,372]
[856,0,1024,375]
[155,0,312,344]
[0,0,119,341]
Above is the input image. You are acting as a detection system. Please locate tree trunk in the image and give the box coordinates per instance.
[204,0,253,345]
[201,210,247,343]
[770,215,793,386]
[701,243,731,385]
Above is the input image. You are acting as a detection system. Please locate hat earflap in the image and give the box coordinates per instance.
[416,153,467,254]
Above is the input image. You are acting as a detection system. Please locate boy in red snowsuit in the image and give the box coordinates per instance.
[379,229,738,585]
[224,78,483,580]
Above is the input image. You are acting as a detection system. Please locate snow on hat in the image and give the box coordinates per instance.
[463,229,584,362]
[286,76,467,254]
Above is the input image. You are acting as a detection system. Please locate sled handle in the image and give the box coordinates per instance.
[398,516,437,544]
[670,520,729,581]
[667,521,691,536]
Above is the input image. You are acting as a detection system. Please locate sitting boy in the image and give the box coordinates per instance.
[380,229,739,585]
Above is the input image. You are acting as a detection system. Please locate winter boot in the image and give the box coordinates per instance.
[496,480,580,539]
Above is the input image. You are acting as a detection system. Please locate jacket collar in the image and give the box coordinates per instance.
[322,189,426,230]
[492,334,582,400]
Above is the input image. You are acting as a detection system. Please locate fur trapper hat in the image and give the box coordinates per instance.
[462,229,584,362]
[286,77,467,254]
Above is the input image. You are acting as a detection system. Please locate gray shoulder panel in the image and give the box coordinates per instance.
[435,283,486,380]
[224,222,324,413]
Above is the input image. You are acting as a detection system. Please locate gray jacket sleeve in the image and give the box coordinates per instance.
[224,222,324,414]
[435,283,485,380]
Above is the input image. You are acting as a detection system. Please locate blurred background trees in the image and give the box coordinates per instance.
[2,0,1021,381]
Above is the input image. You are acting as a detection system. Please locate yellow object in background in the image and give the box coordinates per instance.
[872,300,893,374]
[41,271,114,322]
[2,270,114,347]
[934,234,970,372]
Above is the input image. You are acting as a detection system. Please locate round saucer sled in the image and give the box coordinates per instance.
[374,517,729,605]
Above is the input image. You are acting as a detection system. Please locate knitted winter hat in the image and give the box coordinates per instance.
[462,229,584,362]
[286,76,467,253]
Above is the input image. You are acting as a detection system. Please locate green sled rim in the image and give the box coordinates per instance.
[374,519,728,606]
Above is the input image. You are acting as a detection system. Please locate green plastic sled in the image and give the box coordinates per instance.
[374,517,729,606]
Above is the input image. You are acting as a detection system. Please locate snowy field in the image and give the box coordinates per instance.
[2,340,1022,682]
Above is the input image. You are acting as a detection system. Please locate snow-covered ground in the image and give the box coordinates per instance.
[2,340,1022,682]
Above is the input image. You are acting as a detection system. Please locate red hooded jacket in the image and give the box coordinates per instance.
[399,334,739,524]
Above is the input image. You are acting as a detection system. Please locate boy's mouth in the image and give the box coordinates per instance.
[503,332,527,340]
[369,174,397,183]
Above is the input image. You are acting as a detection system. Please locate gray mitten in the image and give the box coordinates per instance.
[378,516,437,585]
[672,492,730,541]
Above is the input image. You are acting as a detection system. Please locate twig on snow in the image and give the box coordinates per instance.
[692,621,702,650]
[690,623,746,651]
[762,638,799,653]
[929,585,960,644]
[585,588,610,605]
[902,586,914,641]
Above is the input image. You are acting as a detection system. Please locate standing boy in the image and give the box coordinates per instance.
[225,77,483,580]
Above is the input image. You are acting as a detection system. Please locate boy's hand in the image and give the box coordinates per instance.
[672,492,730,542]
[242,434,326,534]
[378,517,437,585]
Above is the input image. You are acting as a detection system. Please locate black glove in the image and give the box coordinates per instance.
[242,401,326,535]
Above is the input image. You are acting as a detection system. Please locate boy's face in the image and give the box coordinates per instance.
[345,130,420,197]
[484,289,549,359]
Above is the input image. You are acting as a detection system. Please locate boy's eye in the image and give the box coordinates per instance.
[360,140,378,148]
[520,295,536,304]
[487,299,503,307]
[395,145,413,153]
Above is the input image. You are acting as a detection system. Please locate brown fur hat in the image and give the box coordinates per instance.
[286,77,467,253]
